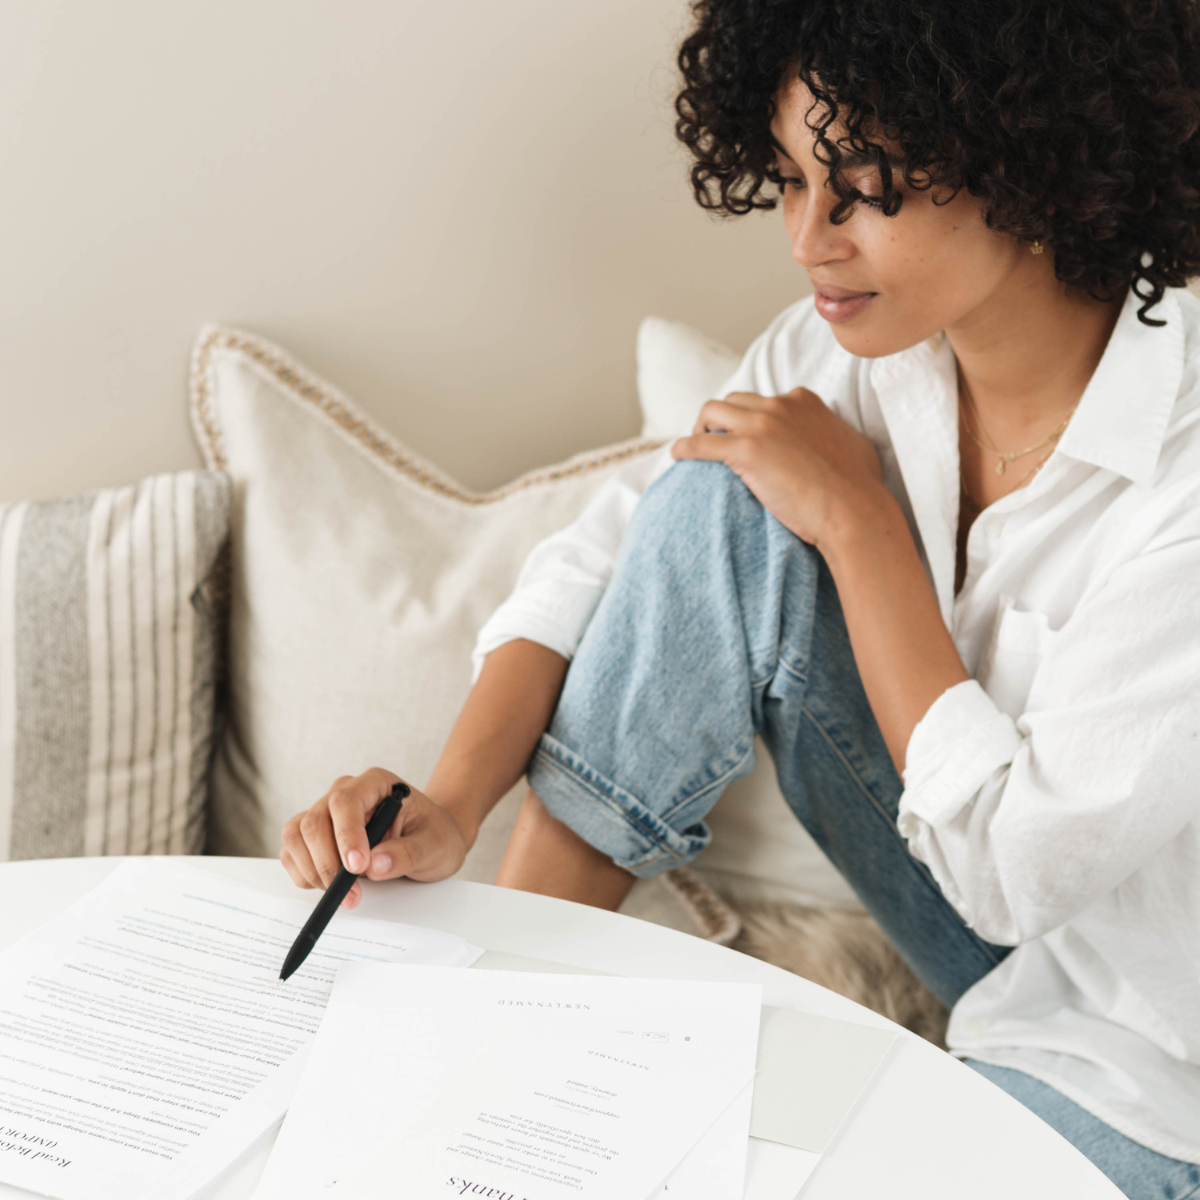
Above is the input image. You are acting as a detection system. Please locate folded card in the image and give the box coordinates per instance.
[254,963,763,1200]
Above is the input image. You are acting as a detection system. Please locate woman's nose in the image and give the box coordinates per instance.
[787,192,844,270]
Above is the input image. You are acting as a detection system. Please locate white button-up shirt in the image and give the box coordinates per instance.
[474,286,1200,1163]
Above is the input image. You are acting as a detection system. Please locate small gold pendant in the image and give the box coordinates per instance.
[996,460,1006,475]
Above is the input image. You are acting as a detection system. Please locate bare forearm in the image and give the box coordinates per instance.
[424,639,569,846]
[821,490,969,776]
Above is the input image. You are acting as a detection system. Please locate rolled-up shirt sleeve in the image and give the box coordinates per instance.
[899,530,1200,947]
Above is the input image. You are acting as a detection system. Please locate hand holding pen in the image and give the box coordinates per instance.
[280,780,410,979]
[279,769,472,911]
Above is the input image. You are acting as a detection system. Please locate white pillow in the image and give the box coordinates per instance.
[636,316,742,438]
[189,325,658,854]
[635,316,862,912]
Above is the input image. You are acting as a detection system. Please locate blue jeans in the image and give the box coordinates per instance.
[526,461,1199,1199]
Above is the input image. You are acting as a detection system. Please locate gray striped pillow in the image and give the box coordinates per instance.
[0,471,230,860]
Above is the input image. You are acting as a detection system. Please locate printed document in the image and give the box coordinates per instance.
[255,963,762,1200]
[0,860,481,1200]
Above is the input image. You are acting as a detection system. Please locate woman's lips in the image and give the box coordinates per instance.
[813,289,877,323]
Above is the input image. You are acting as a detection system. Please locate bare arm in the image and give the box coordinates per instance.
[425,639,569,844]
[821,491,969,774]
[280,638,568,907]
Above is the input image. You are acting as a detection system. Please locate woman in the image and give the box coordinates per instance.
[282,1,1200,1194]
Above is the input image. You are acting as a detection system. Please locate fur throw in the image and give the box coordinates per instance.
[734,902,949,1048]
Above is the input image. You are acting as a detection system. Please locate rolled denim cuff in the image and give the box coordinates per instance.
[527,732,714,879]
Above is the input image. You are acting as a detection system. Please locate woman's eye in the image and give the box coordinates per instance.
[767,163,804,193]
[846,175,889,207]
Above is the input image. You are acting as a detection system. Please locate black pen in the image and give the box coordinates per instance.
[279,781,410,981]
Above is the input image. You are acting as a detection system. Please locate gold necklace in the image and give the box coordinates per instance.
[959,443,1055,511]
[958,379,1078,476]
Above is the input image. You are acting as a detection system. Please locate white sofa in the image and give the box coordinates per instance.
[0,0,845,925]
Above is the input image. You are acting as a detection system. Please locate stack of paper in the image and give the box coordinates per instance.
[0,861,482,1200]
[0,864,900,1200]
[254,963,765,1200]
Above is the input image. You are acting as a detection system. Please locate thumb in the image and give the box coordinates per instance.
[365,801,460,883]
[365,831,418,882]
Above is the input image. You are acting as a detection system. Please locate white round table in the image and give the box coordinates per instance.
[0,857,1122,1199]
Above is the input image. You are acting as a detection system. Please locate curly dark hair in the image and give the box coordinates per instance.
[675,0,1200,325]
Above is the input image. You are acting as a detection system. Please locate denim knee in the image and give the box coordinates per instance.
[630,460,767,560]
[526,459,816,876]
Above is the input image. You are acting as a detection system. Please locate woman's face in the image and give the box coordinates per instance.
[771,77,1035,358]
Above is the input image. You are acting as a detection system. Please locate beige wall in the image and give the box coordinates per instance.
[0,0,806,502]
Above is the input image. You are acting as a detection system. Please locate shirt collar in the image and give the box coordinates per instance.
[861,285,1187,621]
[1055,285,1185,486]
[869,283,1187,488]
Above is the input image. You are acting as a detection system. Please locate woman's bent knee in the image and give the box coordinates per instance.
[629,461,821,596]
[634,460,764,541]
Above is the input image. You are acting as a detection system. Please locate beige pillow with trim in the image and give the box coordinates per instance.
[189,325,738,940]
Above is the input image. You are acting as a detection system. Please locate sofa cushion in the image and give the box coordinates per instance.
[0,472,230,859]
[189,323,668,856]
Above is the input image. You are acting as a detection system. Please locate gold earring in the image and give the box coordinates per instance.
[1031,240,1044,255]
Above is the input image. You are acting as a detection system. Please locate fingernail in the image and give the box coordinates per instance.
[346,849,364,873]
[371,853,391,876]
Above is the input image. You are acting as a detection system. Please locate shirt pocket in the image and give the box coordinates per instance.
[977,595,1060,719]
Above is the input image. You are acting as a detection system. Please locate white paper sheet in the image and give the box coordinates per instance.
[468,953,876,1200]
[0,860,481,1200]
[653,1085,754,1198]
[255,962,762,1200]
[392,1030,755,1198]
